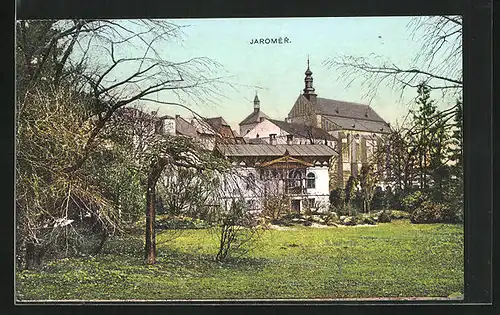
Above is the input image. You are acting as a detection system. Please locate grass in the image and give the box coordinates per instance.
[16,220,464,300]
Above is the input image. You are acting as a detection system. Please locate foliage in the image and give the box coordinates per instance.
[387,210,411,220]
[336,203,357,217]
[329,188,345,208]
[157,165,221,220]
[211,199,262,262]
[370,186,384,210]
[401,190,428,213]
[16,86,125,269]
[16,19,231,268]
[262,195,291,220]
[377,211,392,223]
[358,164,376,213]
[410,201,460,224]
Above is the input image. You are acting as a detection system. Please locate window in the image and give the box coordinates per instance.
[307,198,316,208]
[306,172,316,189]
[342,142,349,161]
[247,173,255,189]
[288,170,302,188]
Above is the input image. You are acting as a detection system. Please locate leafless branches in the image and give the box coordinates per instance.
[323,16,462,103]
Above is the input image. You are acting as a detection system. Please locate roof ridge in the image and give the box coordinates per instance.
[316,97,370,107]
[323,114,387,124]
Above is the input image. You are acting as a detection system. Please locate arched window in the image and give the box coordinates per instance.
[306,172,316,189]
[247,173,255,189]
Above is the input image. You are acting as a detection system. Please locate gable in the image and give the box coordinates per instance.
[244,119,285,139]
[287,94,316,119]
[239,110,270,126]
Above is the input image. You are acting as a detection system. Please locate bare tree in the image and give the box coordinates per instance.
[16,19,233,267]
[324,16,462,103]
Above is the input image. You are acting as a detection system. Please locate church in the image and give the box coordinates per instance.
[240,58,391,189]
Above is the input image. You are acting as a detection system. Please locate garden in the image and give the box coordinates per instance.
[16,218,464,300]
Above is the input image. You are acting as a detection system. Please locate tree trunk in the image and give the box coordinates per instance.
[144,158,167,265]
[145,185,157,264]
[25,242,45,270]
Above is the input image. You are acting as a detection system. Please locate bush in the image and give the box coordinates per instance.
[340,216,357,226]
[370,186,384,210]
[334,204,358,217]
[322,212,339,225]
[378,211,392,223]
[388,210,411,220]
[351,190,363,213]
[329,188,345,208]
[361,216,377,225]
[402,191,427,213]
[410,201,460,224]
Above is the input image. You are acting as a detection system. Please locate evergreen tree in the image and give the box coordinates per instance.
[411,83,438,191]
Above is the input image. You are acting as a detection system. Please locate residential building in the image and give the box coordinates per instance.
[214,143,337,213]
[238,93,270,136]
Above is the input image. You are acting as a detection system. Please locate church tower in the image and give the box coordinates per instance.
[253,92,260,112]
[303,56,317,103]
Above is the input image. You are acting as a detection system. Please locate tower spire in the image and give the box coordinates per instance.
[253,91,260,112]
[303,56,317,102]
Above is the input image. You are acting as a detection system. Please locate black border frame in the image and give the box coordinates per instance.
[8,0,493,312]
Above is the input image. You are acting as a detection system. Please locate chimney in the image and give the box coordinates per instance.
[286,134,293,145]
[269,133,277,145]
[175,114,180,119]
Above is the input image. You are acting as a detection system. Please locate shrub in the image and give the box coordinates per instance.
[401,191,427,213]
[378,211,392,223]
[322,212,339,225]
[410,201,459,224]
[388,210,411,220]
[370,186,384,210]
[361,216,377,225]
[329,188,345,208]
[335,204,357,217]
[340,216,357,226]
[262,195,291,220]
[351,190,363,213]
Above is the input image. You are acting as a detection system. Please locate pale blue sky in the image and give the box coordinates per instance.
[121,17,453,130]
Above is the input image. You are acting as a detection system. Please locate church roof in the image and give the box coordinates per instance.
[239,110,270,126]
[322,116,391,134]
[267,119,338,141]
[315,97,387,123]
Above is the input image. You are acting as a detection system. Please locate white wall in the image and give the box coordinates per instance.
[305,166,330,200]
[244,119,336,148]
[244,119,283,139]
[239,122,259,137]
[163,117,176,135]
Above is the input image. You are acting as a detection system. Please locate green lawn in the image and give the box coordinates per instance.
[16,220,464,300]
